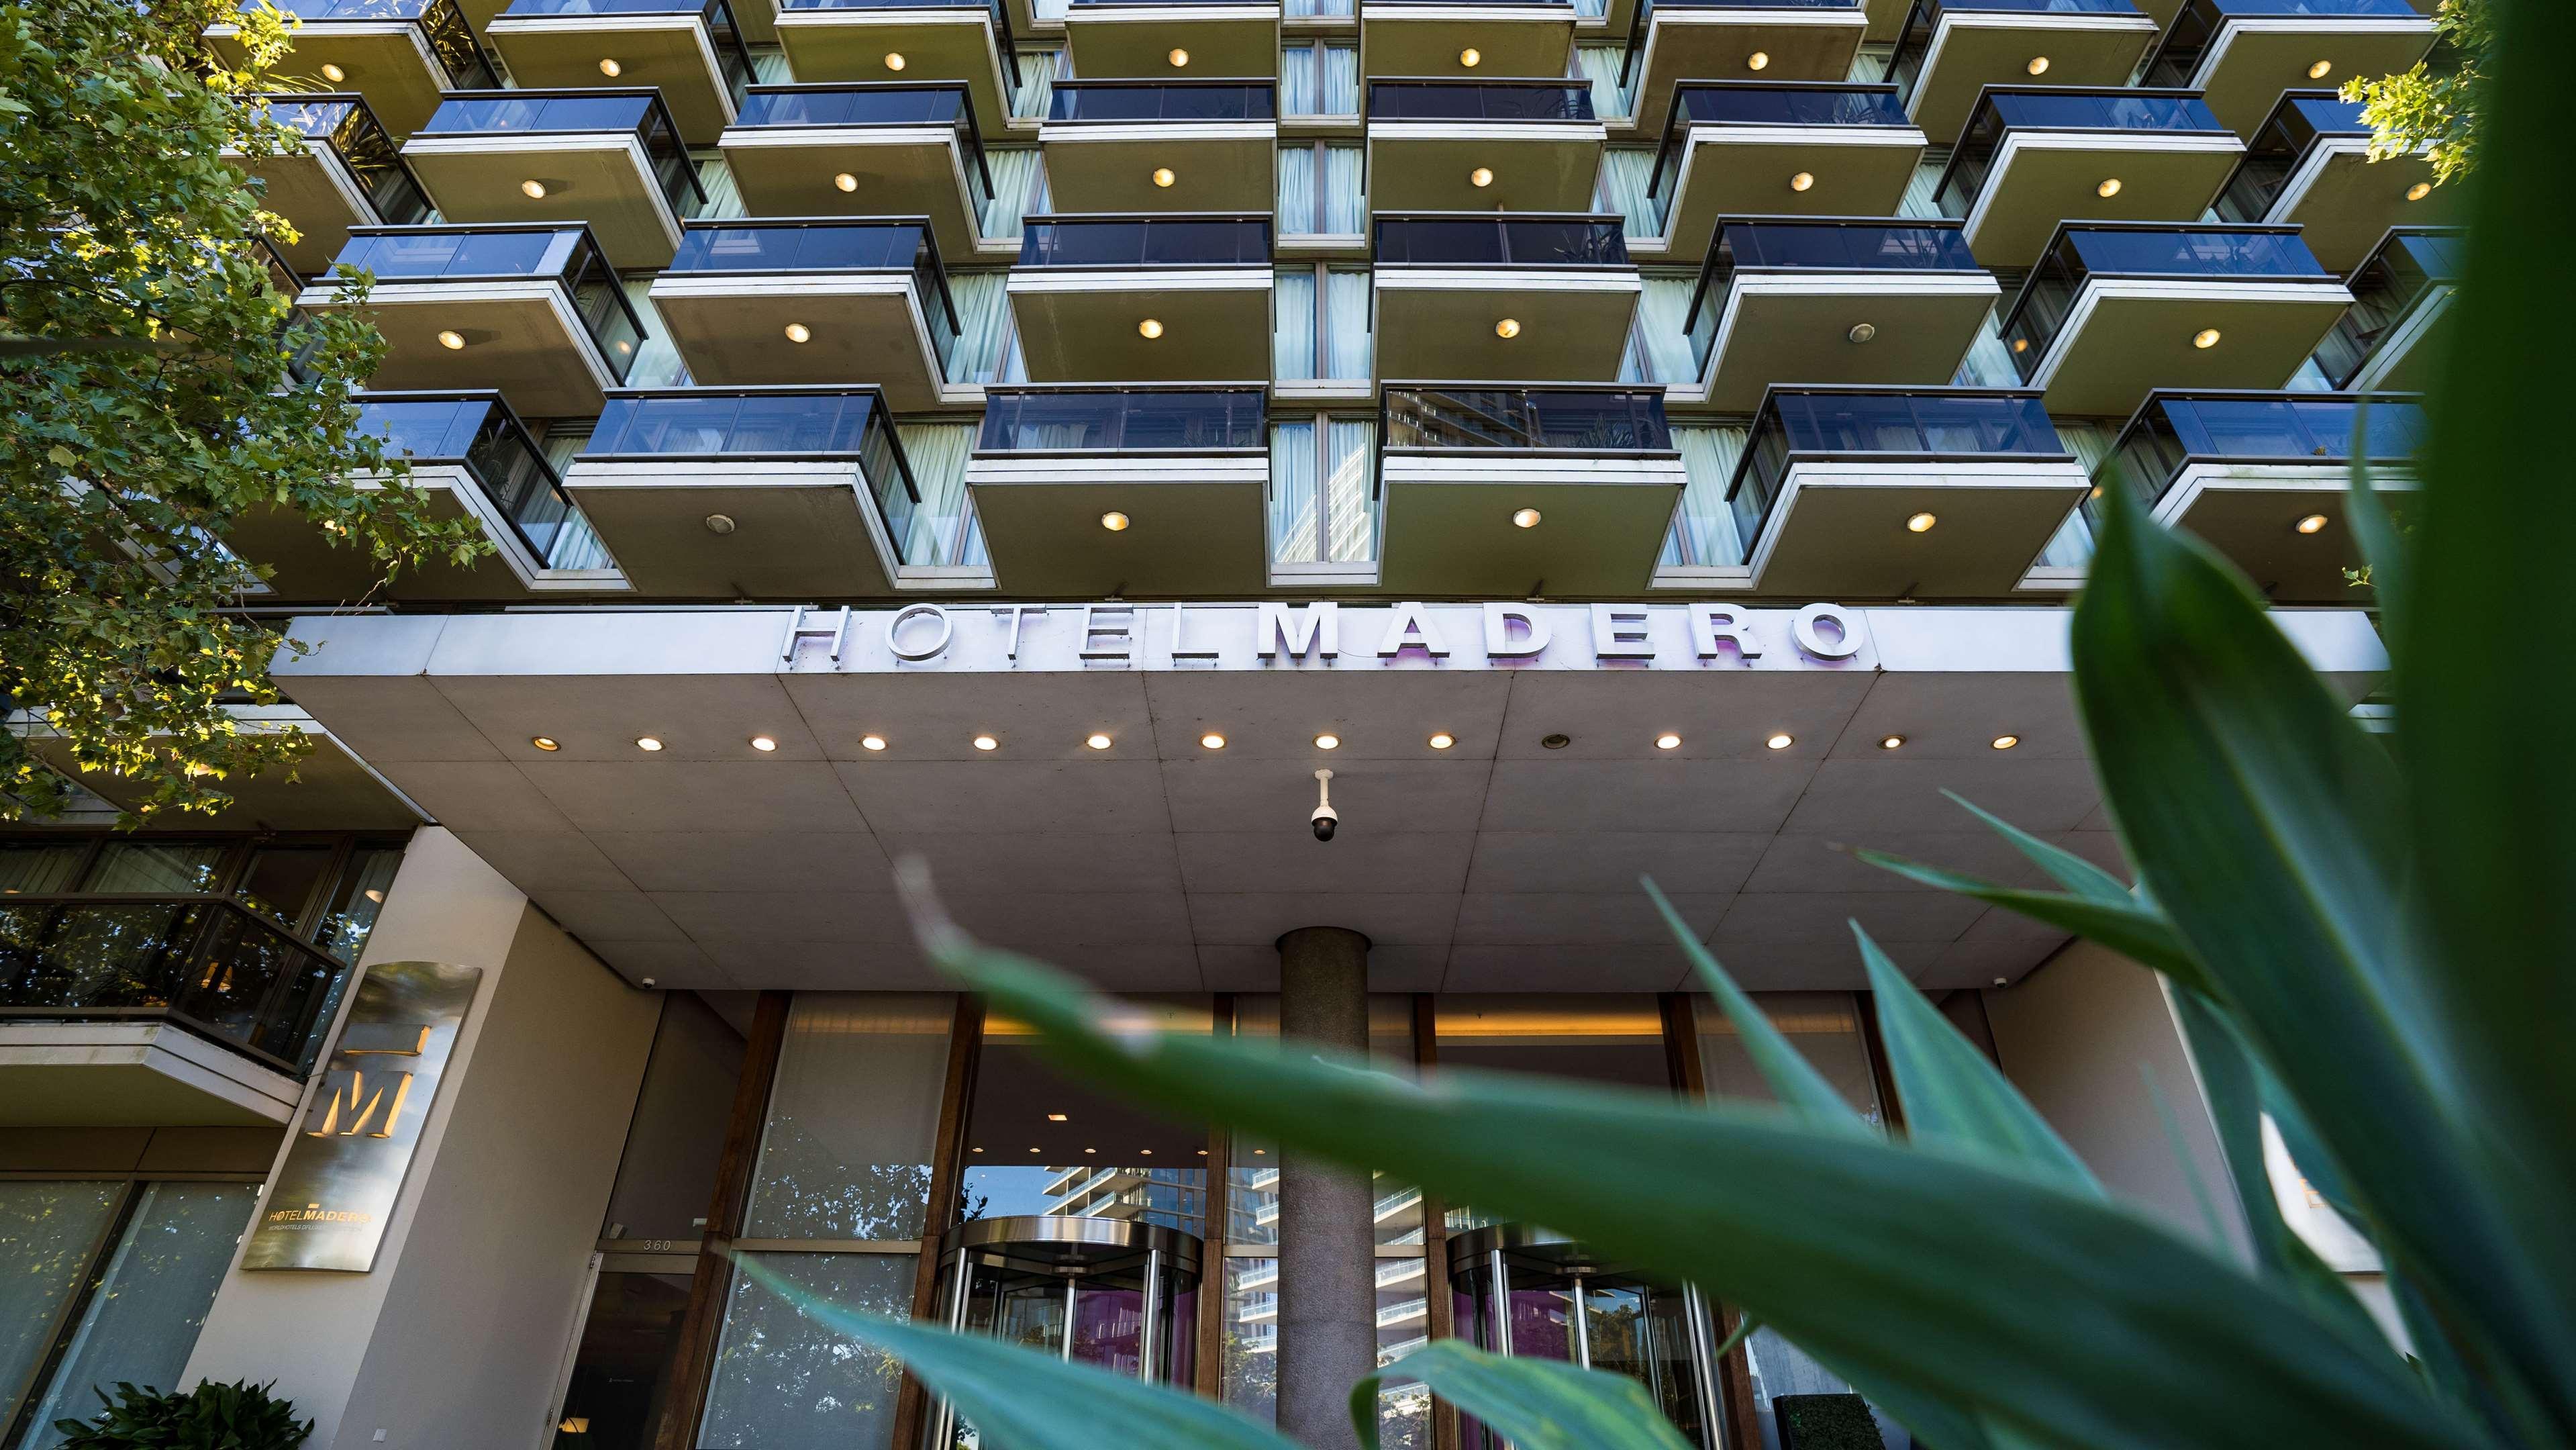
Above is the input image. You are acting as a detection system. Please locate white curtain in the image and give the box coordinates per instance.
[1899,158,1946,220]
[1276,269,1318,379]
[1661,425,1748,567]
[537,427,617,571]
[1014,47,1063,119]
[894,422,977,566]
[1279,42,1319,116]
[1632,273,1697,385]
[1953,311,2021,387]
[749,49,793,83]
[694,152,746,219]
[945,269,1012,383]
[1326,267,1371,380]
[1324,418,1375,562]
[1276,144,1318,234]
[620,277,691,388]
[1322,144,1365,234]
[981,146,1045,237]
[1597,145,1662,238]
[1577,46,1629,122]
[1270,421,1320,563]
[1320,43,1359,115]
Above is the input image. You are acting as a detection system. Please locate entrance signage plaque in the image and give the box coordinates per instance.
[241,960,483,1273]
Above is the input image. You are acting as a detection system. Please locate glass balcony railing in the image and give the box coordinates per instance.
[257,93,434,228]
[1372,214,1630,267]
[1889,0,2142,102]
[2314,226,2459,387]
[1999,224,2330,376]
[977,387,1269,451]
[1648,83,1909,214]
[667,218,961,373]
[1016,215,1273,267]
[2099,391,2424,513]
[1377,386,1673,493]
[1728,387,2065,558]
[1620,0,1861,90]
[328,224,646,379]
[581,387,926,561]
[1046,81,1277,123]
[0,896,356,1076]
[416,89,705,220]
[356,390,586,567]
[1365,80,1596,122]
[776,0,1022,91]
[495,0,755,105]
[732,85,995,214]
[2213,90,2370,222]
[1685,219,1981,373]
[246,0,495,88]
[2144,0,2420,87]
[1935,88,2225,218]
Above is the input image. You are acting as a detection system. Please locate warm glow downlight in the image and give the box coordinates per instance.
[1100,511,1130,531]
[1459,46,1480,66]
[597,58,621,77]
[1169,47,1189,66]
[834,172,858,192]
[436,329,466,350]
[884,51,906,70]
[1905,512,1937,533]
[1138,318,1164,339]
[2295,513,2330,535]
[1789,171,1814,192]
[1746,50,1769,70]
[320,62,346,83]
[2026,55,2049,75]
[2308,59,2333,79]
[1470,166,1494,188]
[1511,508,1541,528]
[1152,166,1176,187]
[1495,318,1521,339]
[2193,328,2222,349]
[2097,177,2122,198]
[2406,181,2432,201]
[783,322,811,343]
[519,179,548,199]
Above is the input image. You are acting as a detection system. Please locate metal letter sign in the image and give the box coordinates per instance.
[241,961,482,1272]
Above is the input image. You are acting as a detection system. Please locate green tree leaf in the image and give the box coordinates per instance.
[1642,877,1870,1134]
[1351,1341,1694,1450]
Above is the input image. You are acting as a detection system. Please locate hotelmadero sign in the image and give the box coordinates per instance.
[773,601,1883,675]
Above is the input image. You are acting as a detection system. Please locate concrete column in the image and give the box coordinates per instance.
[1274,926,1377,1450]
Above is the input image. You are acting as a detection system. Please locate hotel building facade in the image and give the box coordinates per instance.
[1,0,2444,1445]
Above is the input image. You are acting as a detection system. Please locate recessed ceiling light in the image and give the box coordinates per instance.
[2026,55,2049,75]
[1029,1147,1041,1153]
[1991,734,2020,750]
[2096,177,2122,198]
[783,322,811,343]
[1458,46,1480,66]
[1495,318,1521,338]
[1878,734,1904,750]
[1314,733,1340,750]
[1197,1149,1208,1155]
[1746,50,1770,70]
[1046,1113,1069,1121]
[2405,181,2432,201]
[531,736,560,751]
[1906,511,1937,533]
[2011,337,2030,353]
[1253,1148,1266,1155]
[1765,733,1793,751]
[1848,322,1877,344]
[319,62,346,83]
[1201,732,1227,749]
[436,329,466,350]
[1656,733,1683,750]
[1139,1147,1153,1155]
[861,734,887,751]
[1428,732,1455,750]
[704,513,736,534]
[597,57,621,77]
[1993,976,2008,986]
[1541,732,1570,750]
[1138,318,1164,339]
[1789,171,1814,192]
[884,50,906,69]
[520,179,548,199]
[971,1146,984,1153]
[1086,733,1113,750]
[973,734,999,751]
[1152,166,1176,187]
[750,735,777,752]
[833,172,858,193]
[635,736,663,752]
[1511,507,1541,528]
[1100,510,1130,531]
[2308,58,2332,79]
[1469,166,1493,187]
[364,887,386,903]
[1168,46,1189,66]
[2294,513,2329,534]
[2193,328,2222,349]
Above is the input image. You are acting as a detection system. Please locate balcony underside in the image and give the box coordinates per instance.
[652,274,956,410]
[1366,122,1606,214]
[1652,126,1924,265]
[2346,288,2450,393]
[403,134,685,269]
[967,452,1271,595]
[1008,272,1274,381]
[205,24,449,136]
[1040,125,1279,212]
[1377,452,1686,595]
[0,1023,303,1127]
[486,18,738,144]
[1064,5,1282,79]
[1356,6,1575,81]
[1746,458,2088,597]
[775,10,1012,135]
[1375,271,1640,382]
[2190,19,2436,135]
[1627,12,1866,147]
[303,281,621,417]
[2267,141,2453,273]
[242,145,376,276]
[2155,463,2411,605]
[2029,280,2352,419]
[1688,275,2002,414]
[1962,133,2244,269]
[719,128,997,264]
[230,466,615,603]
[1861,0,1906,44]
[17,710,425,830]
[562,460,900,597]
[1907,15,2159,144]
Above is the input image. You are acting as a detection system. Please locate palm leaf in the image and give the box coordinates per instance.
[1351,1342,1695,1450]
[1850,849,2207,994]
[1644,877,1870,1133]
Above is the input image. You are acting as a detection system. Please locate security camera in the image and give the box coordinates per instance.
[1311,769,1339,842]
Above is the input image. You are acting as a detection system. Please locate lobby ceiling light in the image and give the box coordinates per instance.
[1029,1147,1042,1153]
[1746,50,1770,70]
[1765,733,1793,751]
[834,172,859,192]
[1657,733,1684,751]
[1139,1148,1153,1155]
[2308,58,2333,79]
[1100,510,1130,531]
[1201,732,1228,749]
[532,736,560,751]
[783,322,811,343]
[319,62,346,83]
[1990,734,2020,751]
[520,179,548,199]
[1469,166,1494,188]
[1152,166,1176,188]
[884,50,906,70]
[2026,56,2049,75]
[1541,732,1571,750]
[973,734,999,751]
[2406,181,2432,201]
[436,329,466,350]
[971,1147,985,1153]
[1848,322,1877,344]
[1314,732,1341,750]
[2096,177,2122,198]
[1906,511,1938,533]
[1428,732,1456,750]
[1169,46,1189,66]
[635,736,664,752]
[1495,318,1522,339]
[1085,1145,1098,1155]
[750,735,777,752]
[2193,328,2222,349]
[1511,507,1541,528]
[597,57,621,77]
[2295,513,2330,534]
[861,734,888,751]
[1878,734,1904,750]
[1138,318,1164,339]
[1086,734,1113,750]
[1047,1113,1069,1121]
[1458,46,1480,66]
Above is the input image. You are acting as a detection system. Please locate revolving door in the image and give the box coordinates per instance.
[924,1216,1201,1448]
[1448,1224,1727,1449]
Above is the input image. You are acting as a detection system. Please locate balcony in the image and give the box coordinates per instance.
[1373,214,1638,381]
[1067,0,1281,81]
[2313,226,2457,391]
[2213,91,2455,271]
[1042,82,1279,213]
[205,0,495,136]
[1726,387,2085,596]
[1643,83,1923,264]
[484,0,755,144]
[240,95,433,276]
[719,85,1004,264]
[1007,215,1275,381]
[1375,385,1686,595]
[560,387,924,596]
[1358,0,1578,85]
[301,224,644,416]
[227,391,618,601]
[401,90,705,268]
[0,897,352,1124]
[1616,0,1868,157]
[1932,88,2240,268]
[775,0,1022,137]
[1887,0,2158,145]
[966,387,1271,594]
[1680,219,1998,412]
[1365,81,1603,214]
[649,220,964,409]
[2140,0,2434,136]
[1999,223,2352,418]
[2098,390,2422,601]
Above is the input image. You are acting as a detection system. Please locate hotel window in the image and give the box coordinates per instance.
[893,421,989,570]
[1279,42,1360,117]
[0,834,405,966]
[1274,264,1372,382]
[1013,47,1064,120]
[1277,143,1364,238]
[1597,146,1663,239]
[1623,270,1697,386]
[1575,44,1628,122]
[1269,416,1377,565]
[1658,425,1750,570]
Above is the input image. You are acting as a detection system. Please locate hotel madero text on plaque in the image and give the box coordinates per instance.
[241,960,483,1273]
